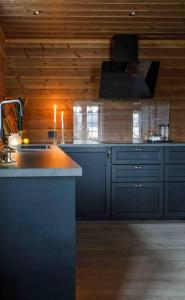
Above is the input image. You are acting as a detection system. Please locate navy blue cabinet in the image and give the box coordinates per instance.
[112,183,163,219]
[111,145,164,220]
[165,146,185,164]
[165,165,185,181]
[61,144,185,220]
[61,147,111,219]
[165,146,185,219]
[165,182,185,219]
[112,146,164,165]
[112,164,163,183]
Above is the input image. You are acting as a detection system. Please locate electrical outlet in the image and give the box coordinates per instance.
[48,130,55,138]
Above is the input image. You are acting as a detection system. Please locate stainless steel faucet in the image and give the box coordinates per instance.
[0,99,23,143]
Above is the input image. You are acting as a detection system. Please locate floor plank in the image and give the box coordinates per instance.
[77,221,185,300]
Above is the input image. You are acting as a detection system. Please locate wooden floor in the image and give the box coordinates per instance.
[76,221,185,300]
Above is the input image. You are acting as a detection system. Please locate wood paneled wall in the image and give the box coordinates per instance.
[0,27,5,99]
[5,38,185,142]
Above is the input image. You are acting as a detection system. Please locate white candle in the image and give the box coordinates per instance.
[54,105,57,124]
[61,111,64,129]
[8,133,22,148]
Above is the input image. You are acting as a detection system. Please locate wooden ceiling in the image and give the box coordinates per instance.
[0,0,185,39]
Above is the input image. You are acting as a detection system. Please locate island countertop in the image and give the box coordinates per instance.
[0,145,82,177]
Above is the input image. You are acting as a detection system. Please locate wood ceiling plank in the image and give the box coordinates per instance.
[0,9,185,17]
[4,24,185,31]
[5,34,185,40]
[3,0,184,3]
[1,0,184,38]
[5,30,185,35]
[3,21,185,27]
[2,16,185,22]
[4,32,185,38]
[1,3,185,9]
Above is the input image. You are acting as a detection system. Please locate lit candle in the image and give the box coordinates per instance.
[54,105,57,124]
[8,133,22,148]
[61,111,64,129]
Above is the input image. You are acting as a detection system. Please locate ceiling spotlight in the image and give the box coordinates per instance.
[128,11,136,16]
[33,10,42,15]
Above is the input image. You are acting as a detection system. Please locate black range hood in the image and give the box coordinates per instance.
[99,35,160,99]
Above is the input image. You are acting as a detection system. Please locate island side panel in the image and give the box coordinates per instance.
[0,176,76,300]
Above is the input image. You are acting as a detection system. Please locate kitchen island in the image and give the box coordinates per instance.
[0,145,82,300]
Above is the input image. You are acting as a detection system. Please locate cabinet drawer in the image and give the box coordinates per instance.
[165,146,185,164]
[112,165,163,182]
[112,182,163,219]
[165,165,185,181]
[112,146,164,164]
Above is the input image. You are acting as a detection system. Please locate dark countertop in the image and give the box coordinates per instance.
[60,140,185,147]
[0,145,82,177]
[1,140,184,177]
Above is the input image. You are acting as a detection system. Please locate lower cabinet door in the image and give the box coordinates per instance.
[112,182,163,219]
[63,147,110,220]
[165,182,185,219]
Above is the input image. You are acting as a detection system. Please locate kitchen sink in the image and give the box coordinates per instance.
[19,144,51,151]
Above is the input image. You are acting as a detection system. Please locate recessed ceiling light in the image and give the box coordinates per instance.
[128,11,136,16]
[33,10,42,15]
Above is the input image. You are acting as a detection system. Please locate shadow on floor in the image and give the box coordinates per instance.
[76,221,167,300]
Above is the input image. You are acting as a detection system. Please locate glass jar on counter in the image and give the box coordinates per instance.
[8,133,22,148]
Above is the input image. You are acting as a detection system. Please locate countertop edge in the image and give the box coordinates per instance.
[0,168,82,178]
[60,142,185,147]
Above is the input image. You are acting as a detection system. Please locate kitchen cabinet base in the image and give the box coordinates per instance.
[0,177,76,300]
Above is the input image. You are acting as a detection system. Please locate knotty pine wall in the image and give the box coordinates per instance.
[0,28,5,100]
[5,38,185,142]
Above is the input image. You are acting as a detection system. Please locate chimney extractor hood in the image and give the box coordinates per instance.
[99,34,160,99]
